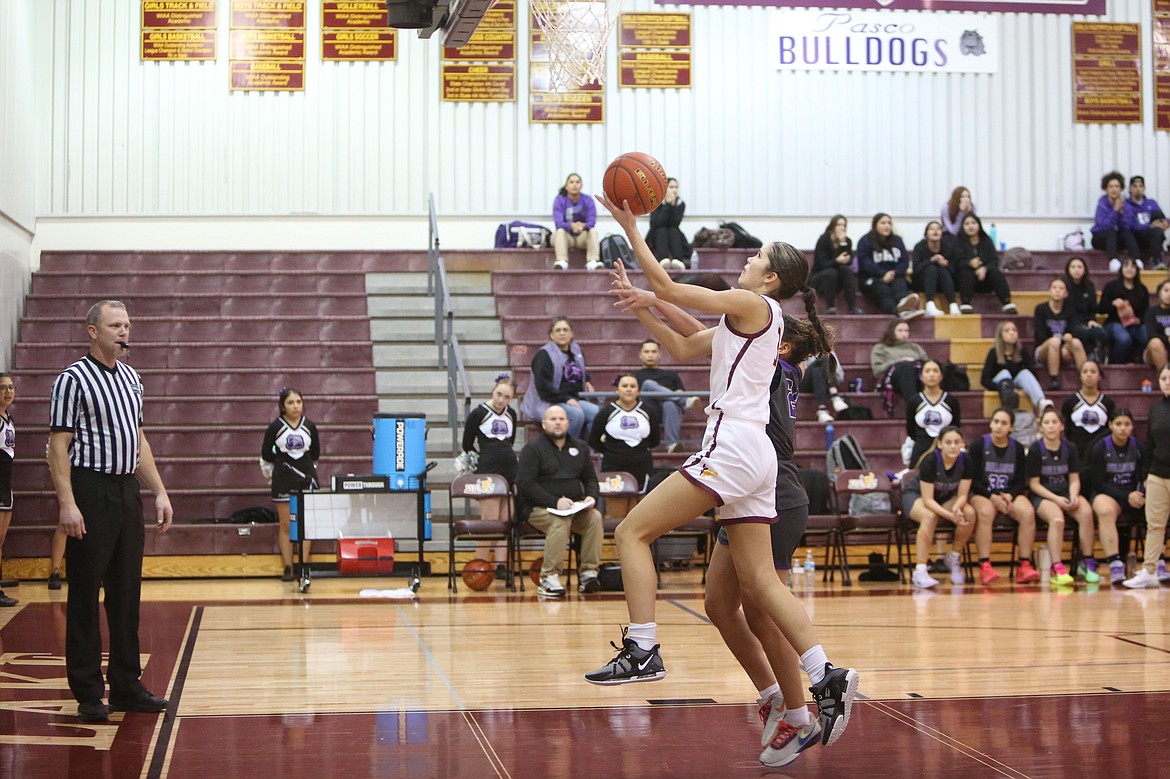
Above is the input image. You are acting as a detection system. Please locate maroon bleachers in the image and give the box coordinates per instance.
[10,252,379,528]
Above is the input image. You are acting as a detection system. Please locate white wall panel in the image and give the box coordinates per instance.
[26,0,1170,226]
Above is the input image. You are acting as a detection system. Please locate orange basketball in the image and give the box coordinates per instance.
[603,152,668,216]
[529,556,544,585]
[461,559,495,591]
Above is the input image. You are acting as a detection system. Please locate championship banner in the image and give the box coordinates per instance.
[141,1,217,61]
[1073,22,1142,124]
[669,0,1104,14]
[1155,0,1170,131]
[230,0,305,91]
[770,10,999,73]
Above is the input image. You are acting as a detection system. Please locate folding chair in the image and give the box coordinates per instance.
[446,473,515,592]
[598,470,642,535]
[835,469,906,584]
[653,513,716,586]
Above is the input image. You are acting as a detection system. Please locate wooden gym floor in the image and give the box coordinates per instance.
[0,571,1167,778]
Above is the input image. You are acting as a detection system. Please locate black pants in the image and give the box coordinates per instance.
[862,276,911,315]
[645,227,691,261]
[911,264,956,303]
[890,361,922,400]
[955,265,1011,305]
[65,469,146,704]
[1133,227,1166,263]
[808,266,858,310]
[1091,229,1141,261]
[800,359,834,405]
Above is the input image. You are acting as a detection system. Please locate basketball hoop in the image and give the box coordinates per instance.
[531,0,623,91]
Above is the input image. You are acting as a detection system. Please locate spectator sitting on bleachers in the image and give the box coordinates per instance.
[981,320,1051,413]
[940,186,975,236]
[460,375,519,521]
[644,177,690,270]
[1061,360,1114,469]
[1124,175,1168,270]
[1034,277,1088,391]
[906,359,962,469]
[802,352,848,424]
[871,319,930,416]
[953,214,1017,314]
[1097,258,1149,364]
[518,316,598,439]
[810,215,861,315]
[1027,407,1098,585]
[1086,407,1145,585]
[968,408,1041,585]
[632,338,697,454]
[911,221,961,317]
[857,213,922,320]
[551,173,601,271]
[1091,171,1141,271]
[588,374,660,516]
[1143,279,1170,370]
[1124,363,1170,588]
[1060,256,1110,364]
[904,427,977,589]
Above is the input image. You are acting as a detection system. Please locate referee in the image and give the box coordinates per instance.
[47,300,173,725]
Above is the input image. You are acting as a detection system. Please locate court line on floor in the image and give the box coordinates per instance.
[866,699,1032,778]
[1110,635,1170,654]
[143,605,203,779]
[394,604,466,710]
[462,711,513,779]
[667,599,712,624]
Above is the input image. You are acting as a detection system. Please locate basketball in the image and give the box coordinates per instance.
[461,559,495,591]
[603,152,668,216]
[529,556,543,585]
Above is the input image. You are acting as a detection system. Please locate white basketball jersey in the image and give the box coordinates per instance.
[707,295,782,424]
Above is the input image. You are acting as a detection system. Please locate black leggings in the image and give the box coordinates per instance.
[911,264,956,304]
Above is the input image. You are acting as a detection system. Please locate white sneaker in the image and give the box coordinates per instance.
[553,259,568,270]
[959,304,975,314]
[1037,398,1055,414]
[1123,568,1161,589]
[831,394,849,413]
[757,694,784,748]
[660,258,673,269]
[912,568,939,589]
[945,550,964,584]
[670,258,687,270]
[684,396,701,411]
[1109,258,1121,272]
[1002,302,1019,314]
[896,293,920,313]
[537,573,566,597]
[925,301,943,317]
[817,407,834,424]
[585,260,604,271]
[949,302,962,315]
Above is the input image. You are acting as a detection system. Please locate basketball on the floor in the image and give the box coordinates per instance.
[603,152,668,216]
[461,559,495,591]
[529,556,543,585]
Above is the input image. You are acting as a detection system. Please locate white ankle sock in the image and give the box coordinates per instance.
[628,622,657,651]
[800,646,830,685]
[915,563,928,572]
[757,682,781,701]
[783,706,812,726]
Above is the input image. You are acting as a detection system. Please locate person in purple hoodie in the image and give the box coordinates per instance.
[1091,171,1141,271]
[1124,175,1169,270]
[552,173,602,271]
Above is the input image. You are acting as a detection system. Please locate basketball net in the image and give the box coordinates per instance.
[531,0,623,91]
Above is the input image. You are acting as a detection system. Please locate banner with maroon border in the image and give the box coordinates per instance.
[1073,22,1142,124]
[231,0,305,91]
[529,12,603,123]
[618,12,692,88]
[141,1,217,61]
[658,0,1105,13]
[1156,0,1170,131]
[322,1,397,61]
[441,0,516,102]
[444,0,517,61]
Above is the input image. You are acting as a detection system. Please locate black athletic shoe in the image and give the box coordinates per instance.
[997,379,1018,409]
[48,571,62,590]
[584,628,667,685]
[78,700,110,723]
[809,664,859,746]
[0,591,17,607]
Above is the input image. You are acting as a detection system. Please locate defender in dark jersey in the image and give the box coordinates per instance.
[904,427,975,588]
[1086,408,1146,584]
[1026,408,1096,585]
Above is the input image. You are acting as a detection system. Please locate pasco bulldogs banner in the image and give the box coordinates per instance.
[673,0,1103,13]
[771,10,999,73]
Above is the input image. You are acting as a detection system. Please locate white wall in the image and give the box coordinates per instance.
[22,0,1170,254]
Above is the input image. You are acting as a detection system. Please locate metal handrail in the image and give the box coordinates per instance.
[426,194,473,457]
[447,334,473,456]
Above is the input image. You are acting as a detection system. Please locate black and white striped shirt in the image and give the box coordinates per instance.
[49,354,144,474]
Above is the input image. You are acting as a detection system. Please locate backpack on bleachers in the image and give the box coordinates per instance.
[494,220,551,249]
[1001,247,1033,271]
[1010,410,1038,448]
[720,221,764,249]
[827,434,868,478]
[599,233,635,268]
[693,226,735,248]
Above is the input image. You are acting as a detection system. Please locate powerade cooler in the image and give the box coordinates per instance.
[373,413,430,539]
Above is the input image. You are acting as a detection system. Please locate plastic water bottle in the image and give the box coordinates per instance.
[852,378,863,393]
[790,557,803,589]
[989,223,998,247]
[804,549,816,587]
[1126,551,1138,578]
[690,249,700,270]
[824,423,835,450]
[1038,545,1051,584]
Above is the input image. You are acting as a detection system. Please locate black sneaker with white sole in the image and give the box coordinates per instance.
[578,572,601,593]
[809,664,859,746]
[584,629,667,685]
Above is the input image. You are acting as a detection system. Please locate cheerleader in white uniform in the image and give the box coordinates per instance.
[461,376,519,522]
[0,373,17,606]
[261,388,320,582]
